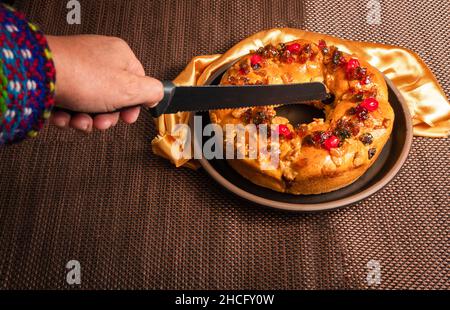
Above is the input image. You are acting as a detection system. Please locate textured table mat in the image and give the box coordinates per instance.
[0,0,448,289]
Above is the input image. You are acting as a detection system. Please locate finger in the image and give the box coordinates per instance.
[118,73,164,109]
[69,113,93,132]
[50,110,71,128]
[120,106,141,124]
[93,112,120,130]
[127,58,146,77]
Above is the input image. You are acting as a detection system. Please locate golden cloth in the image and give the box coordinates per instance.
[152,29,450,168]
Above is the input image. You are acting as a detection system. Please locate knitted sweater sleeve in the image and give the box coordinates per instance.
[0,4,55,145]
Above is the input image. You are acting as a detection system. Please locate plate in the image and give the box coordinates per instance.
[191,64,413,211]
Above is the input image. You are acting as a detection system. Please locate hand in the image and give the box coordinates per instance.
[46,35,163,132]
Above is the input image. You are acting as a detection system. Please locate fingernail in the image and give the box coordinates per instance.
[149,101,159,108]
[81,122,92,133]
[56,119,67,128]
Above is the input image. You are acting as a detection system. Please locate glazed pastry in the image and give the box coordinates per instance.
[210,39,394,195]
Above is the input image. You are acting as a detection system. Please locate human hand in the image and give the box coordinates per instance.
[46,35,163,132]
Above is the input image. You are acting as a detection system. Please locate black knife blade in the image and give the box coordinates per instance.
[150,81,328,117]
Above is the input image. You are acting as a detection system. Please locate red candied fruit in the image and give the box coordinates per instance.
[355,105,369,120]
[277,124,293,139]
[250,54,263,66]
[286,43,301,54]
[323,135,340,150]
[360,98,379,112]
[318,39,327,49]
[360,75,371,85]
[346,58,360,71]
[238,68,246,75]
[346,58,360,78]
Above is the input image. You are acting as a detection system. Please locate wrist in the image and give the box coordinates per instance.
[46,35,68,106]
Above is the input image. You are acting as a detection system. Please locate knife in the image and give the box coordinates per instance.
[150,81,328,117]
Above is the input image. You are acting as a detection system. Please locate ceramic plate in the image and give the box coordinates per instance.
[192,64,413,211]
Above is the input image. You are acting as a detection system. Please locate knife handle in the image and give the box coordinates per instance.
[150,81,176,118]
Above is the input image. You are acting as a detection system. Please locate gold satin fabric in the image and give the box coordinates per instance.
[151,28,450,168]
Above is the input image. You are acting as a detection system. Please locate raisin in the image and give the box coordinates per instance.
[280,50,292,63]
[251,108,274,125]
[350,123,360,136]
[335,128,351,141]
[353,92,364,102]
[368,148,376,159]
[302,135,315,146]
[357,67,367,79]
[332,50,343,65]
[347,107,356,115]
[252,111,266,125]
[242,109,252,124]
[313,131,331,146]
[347,66,367,80]
[277,43,286,52]
[251,63,261,70]
[360,133,373,145]
[303,44,311,54]
[312,131,323,144]
[264,44,278,58]
[334,119,358,141]
[355,105,369,120]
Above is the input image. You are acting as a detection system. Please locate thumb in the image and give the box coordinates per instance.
[117,73,164,109]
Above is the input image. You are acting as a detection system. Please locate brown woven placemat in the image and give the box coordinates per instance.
[0,0,448,290]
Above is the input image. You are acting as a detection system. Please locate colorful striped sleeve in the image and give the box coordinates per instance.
[0,4,55,145]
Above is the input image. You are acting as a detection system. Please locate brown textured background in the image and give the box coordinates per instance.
[0,0,448,289]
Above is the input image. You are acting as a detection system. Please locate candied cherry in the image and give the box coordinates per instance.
[277,124,293,139]
[323,135,340,150]
[318,39,327,49]
[360,98,379,112]
[346,58,360,78]
[250,54,262,66]
[346,58,360,71]
[287,43,301,54]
